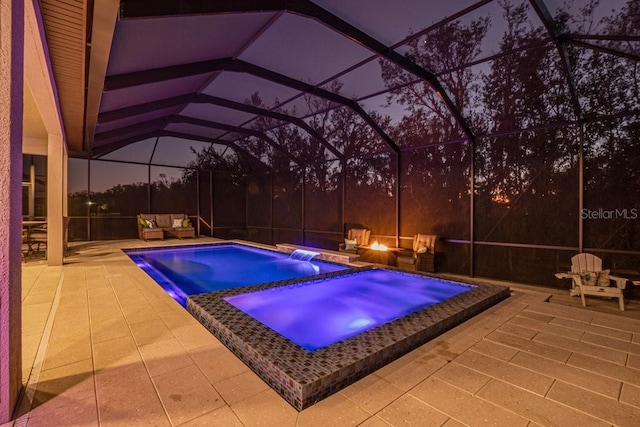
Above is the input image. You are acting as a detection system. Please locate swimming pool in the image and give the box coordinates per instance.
[125,243,348,305]
[188,266,510,410]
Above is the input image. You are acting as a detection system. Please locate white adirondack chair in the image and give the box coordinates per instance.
[555,253,628,310]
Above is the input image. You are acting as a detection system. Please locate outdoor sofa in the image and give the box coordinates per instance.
[137,213,195,241]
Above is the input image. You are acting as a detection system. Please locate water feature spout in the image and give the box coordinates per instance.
[289,249,320,262]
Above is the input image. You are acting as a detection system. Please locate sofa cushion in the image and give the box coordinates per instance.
[597,269,610,287]
[139,214,156,222]
[155,214,172,228]
[344,238,357,250]
[170,214,185,225]
[580,271,598,287]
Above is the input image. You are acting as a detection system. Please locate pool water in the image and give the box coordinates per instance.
[126,243,348,306]
[225,269,473,351]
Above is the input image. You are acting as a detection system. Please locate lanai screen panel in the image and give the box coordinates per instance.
[213,170,247,240]
[312,0,481,47]
[234,136,280,168]
[98,74,213,112]
[152,137,213,168]
[396,0,549,68]
[238,12,373,85]
[304,106,391,156]
[163,122,228,141]
[583,117,640,253]
[180,104,257,128]
[364,81,467,148]
[98,138,157,164]
[150,166,197,215]
[198,171,213,237]
[474,128,580,247]
[345,153,396,238]
[475,246,569,287]
[68,158,89,215]
[548,0,635,37]
[106,12,277,75]
[247,169,272,228]
[572,48,640,117]
[400,142,471,241]
[305,160,343,234]
[95,107,181,134]
[202,73,301,110]
[320,57,393,101]
[279,93,341,119]
[444,53,577,136]
[89,160,149,239]
[273,166,303,244]
[68,158,89,241]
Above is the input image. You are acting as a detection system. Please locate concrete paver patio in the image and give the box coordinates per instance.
[7,239,640,426]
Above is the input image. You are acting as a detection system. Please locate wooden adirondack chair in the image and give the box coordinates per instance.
[555,253,628,310]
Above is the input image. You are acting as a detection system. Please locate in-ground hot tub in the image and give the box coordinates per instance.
[188,266,510,410]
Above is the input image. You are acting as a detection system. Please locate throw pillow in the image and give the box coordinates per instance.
[139,217,148,228]
[416,245,428,254]
[145,219,157,228]
[344,238,357,250]
[182,218,191,227]
[597,269,610,287]
[172,218,183,228]
[580,271,598,287]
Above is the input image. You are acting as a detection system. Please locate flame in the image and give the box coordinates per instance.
[371,242,388,251]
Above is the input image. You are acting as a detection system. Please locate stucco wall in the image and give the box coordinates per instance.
[0,0,24,422]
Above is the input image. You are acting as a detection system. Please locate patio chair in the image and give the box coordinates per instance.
[397,234,439,272]
[555,253,629,310]
[22,228,29,261]
[27,223,48,257]
[63,216,71,253]
[338,228,371,253]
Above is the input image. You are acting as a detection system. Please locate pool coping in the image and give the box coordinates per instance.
[187,266,511,410]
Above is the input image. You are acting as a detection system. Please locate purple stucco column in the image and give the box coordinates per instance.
[0,0,24,423]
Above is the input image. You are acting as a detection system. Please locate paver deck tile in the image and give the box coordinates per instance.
[550,316,634,341]
[410,377,530,426]
[454,350,554,396]
[534,331,628,365]
[567,353,640,386]
[547,380,640,426]
[510,351,622,399]
[510,315,585,340]
[477,379,610,427]
[485,330,572,363]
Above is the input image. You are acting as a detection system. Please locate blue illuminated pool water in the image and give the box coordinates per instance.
[126,244,348,306]
[224,269,473,351]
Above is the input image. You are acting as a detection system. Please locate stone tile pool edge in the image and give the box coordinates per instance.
[187,266,511,411]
